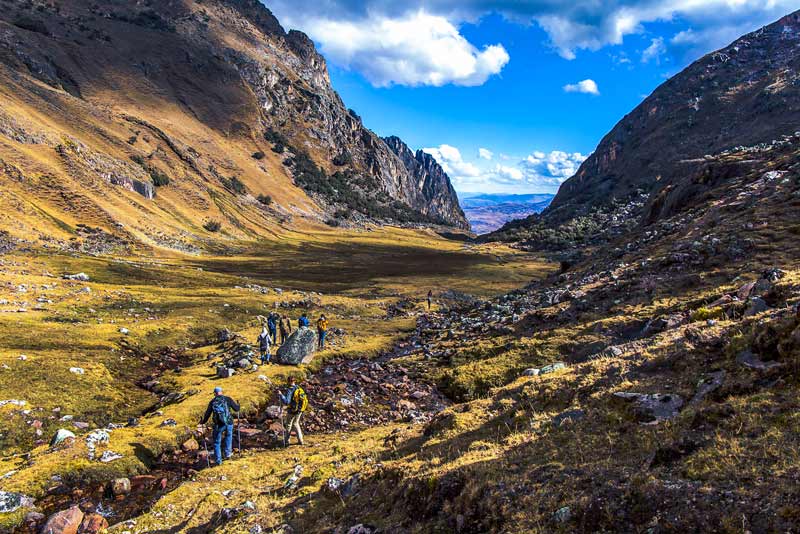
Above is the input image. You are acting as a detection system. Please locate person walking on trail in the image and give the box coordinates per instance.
[279,376,307,446]
[267,312,279,344]
[427,290,433,310]
[279,314,292,345]
[200,386,240,465]
[298,312,310,328]
[317,314,329,350]
[257,325,272,364]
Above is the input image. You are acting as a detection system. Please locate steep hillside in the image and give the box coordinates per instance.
[489,10,800,247]
[0,0,467,255]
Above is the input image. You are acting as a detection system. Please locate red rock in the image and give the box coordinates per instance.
[238,427,262,437]
[181,437,199,451]
[78,513,108,534]
[130,475,157,489]
[41,506,84,534]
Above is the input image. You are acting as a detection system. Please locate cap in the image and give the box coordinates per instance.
[214,386,223,394]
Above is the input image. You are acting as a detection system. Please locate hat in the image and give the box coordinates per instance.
[214,386,223,394]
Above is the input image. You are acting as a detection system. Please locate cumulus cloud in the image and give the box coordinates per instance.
[563,79,599,95]
[423,144,482,183]
[268,0,798,70]
[425,144,587,192]
[641,36,666,64]
[282,10,509,87]
[478,148,494,160]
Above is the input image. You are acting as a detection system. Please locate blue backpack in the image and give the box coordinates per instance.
[299,316,310,327]
[211,396,232,426]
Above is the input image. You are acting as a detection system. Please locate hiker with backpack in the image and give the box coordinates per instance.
[278,376,307,446]
[298,312,310,328]
[279,314,292,345]
[200,386,240,464]
[267,312,279,344]
[316,314,329,350]
[257,325,272,364]
[427,290,433,310]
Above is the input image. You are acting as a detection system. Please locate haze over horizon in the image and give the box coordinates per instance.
[265,0,798,194]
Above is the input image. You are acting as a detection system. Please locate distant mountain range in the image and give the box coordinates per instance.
[459,193,554,234]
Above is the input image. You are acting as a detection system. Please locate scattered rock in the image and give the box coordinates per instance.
[216,366,235,378]
[99,451,123,463]
[63,273,90,281]
[41,506,84,534]
[118,327,129,335]
[743,297,770,317]
[111,477,131,496]
[553,506,572,523]
[347,525,375,534]
[736,350,783,370]
[217,328,233,343]
[552,408,586,427]
[160,418,177,427]
[539,362,566,375]
[68,367,85,375]
[78,513,108,534]
[50,428,76,447]
[522,368,540,376]
[613,392,684,423]
[182,437,199,452]
[0,490,33,513]
[691,371,725,404]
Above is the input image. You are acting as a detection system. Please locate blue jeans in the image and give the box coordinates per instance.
[260,349,270,363]
[318,330,327,349]
[268,327,277,343]
[212,423,234,463]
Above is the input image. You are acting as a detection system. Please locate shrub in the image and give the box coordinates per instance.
[150,168,170,187]
[257,194,272,206]
[203,220,221,232]
[332,151,352,166]
[252,151,265,160]
[223,176,247,195]
[691,306,725,322]
[271,143,285,154]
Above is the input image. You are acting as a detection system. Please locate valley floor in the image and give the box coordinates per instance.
[0,227,552,532]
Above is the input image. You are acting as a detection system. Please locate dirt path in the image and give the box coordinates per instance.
[16,325,448,533]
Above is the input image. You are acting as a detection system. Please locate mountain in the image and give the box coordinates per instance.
[0,0,467,253]
[489,10,800,247]
[459,193,553,234]
[383,136,469,230]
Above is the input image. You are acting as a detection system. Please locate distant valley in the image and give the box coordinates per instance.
[460,193,554,234]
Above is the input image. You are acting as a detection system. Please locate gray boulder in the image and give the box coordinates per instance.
[216,366,235,378]
[614,392,684,423]
[276,327,317,365]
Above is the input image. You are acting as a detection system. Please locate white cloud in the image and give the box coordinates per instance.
[641,36,666,64]
[478,148,494,160]
[423,144,482,182]
[288,10,509,87]
[563,79,599,95]
[521,150,587,184]
[269,1,799,69]
[493,164,523,181]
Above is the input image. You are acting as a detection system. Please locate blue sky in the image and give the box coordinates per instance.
[265,1,797,193]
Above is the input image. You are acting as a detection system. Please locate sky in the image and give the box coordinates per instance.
[264,1,798,194]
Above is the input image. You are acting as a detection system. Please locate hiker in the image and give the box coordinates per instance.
[317,314,329,350]
[267,312,279,344]
[257,324,272,364]
[279,376,307,446]
[200,386,240,465]
[427,290,433,310]
[298,312,310,328]
[279,314,292,345]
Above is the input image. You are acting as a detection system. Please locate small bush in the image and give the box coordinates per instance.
[691,306,725,322]
[271,143,285,154]
[333,151,352,166]
[257,194,273,206]
[223,176,247,195]
[252,151,265,160]
[150,169,170,187]
[203,220,221,232]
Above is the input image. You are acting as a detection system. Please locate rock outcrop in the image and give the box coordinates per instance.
[276,327,317,365]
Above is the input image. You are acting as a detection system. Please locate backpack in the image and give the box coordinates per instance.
[211,396,232,426]
[299,316,310,327]
[289,386,308,413]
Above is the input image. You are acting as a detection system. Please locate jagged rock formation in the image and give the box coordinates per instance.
[0,0,466,252]
[383,136,469,230]
[490,10,800,246]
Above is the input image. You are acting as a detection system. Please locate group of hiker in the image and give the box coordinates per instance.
[200,376,308,464]
[256,311,330,364]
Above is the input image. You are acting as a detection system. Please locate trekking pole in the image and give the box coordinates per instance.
[237,411,242,452]
[202,428,211,468]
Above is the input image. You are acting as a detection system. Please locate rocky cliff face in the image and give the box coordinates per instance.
[517,10,800,240]
[0,0,466,251]
[383,136,469,230]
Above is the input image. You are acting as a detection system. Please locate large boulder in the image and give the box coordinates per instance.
[276,327,317,365]
[78,513,108,534]
[41,506,84,534]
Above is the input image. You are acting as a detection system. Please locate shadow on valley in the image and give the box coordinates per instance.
[191,240,494,292]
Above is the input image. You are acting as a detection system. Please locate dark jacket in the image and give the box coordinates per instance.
[201,395,240,426]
